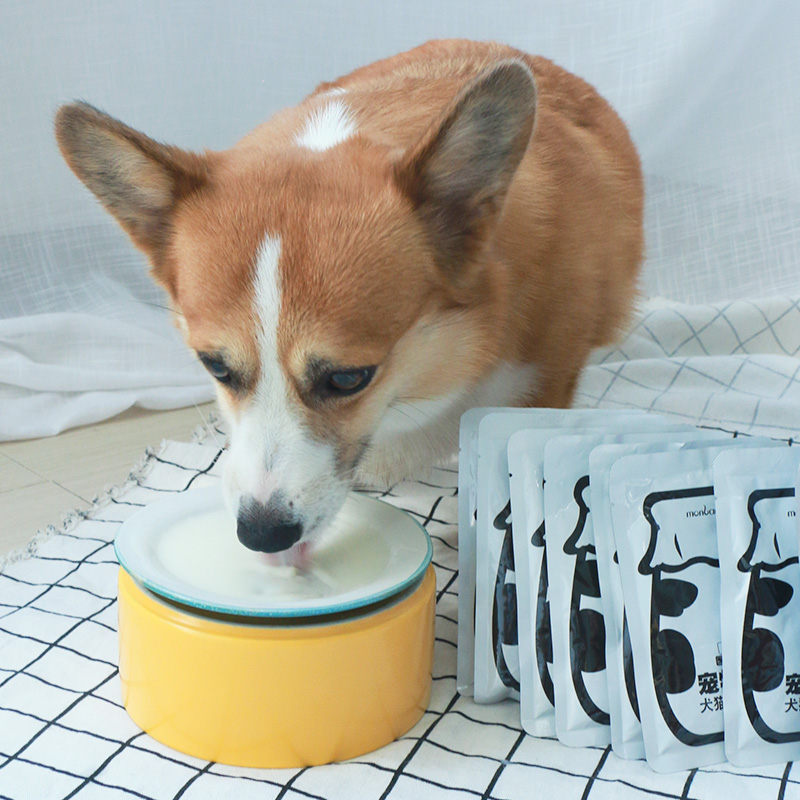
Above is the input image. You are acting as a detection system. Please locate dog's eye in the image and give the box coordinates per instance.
[326,367,375,396]
[198,353,231,384]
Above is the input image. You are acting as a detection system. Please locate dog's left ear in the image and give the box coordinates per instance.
[55,102,210,290]
[394,60,536,282]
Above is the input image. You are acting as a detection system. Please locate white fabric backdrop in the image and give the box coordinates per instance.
[2,0,800,441]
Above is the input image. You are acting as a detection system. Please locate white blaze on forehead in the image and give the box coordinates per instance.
[254,235,282,343]
[295,100,357,152]
[250,234,302,456]
[248,234,293,479]
[223,235,336,510]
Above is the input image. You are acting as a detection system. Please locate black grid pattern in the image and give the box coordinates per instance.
[2,441,797,799]
[4,295,800,798]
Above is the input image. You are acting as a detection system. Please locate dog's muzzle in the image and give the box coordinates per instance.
[236,494,303,553]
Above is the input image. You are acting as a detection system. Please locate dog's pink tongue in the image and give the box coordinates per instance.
[261,541,312,570]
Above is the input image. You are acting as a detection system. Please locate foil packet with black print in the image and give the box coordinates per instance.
[714,446,800,767]
[458,407,519,697]
[473,409,651,705]
[542,427,711,749]
[610,440,779,772]
[589,431,729,760]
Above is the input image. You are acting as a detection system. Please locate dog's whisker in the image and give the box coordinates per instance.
[192,402,224,449]
[390,399,435,424]
[394,395,437,404]
[386,403,428,434]
[417,314,468,333]
[130,299,185,317]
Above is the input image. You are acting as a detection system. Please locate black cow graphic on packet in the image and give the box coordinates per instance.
[492,500,519,691]
[640,487,724,747]
[563,475,609,725]
[739,488,800,743]
[616,550,641,722]
[531,519,555,706]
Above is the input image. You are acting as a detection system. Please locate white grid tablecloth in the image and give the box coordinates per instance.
[3,295,800,799]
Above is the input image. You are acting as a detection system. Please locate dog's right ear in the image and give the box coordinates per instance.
[394,60,536,286]
[55,102,209,267]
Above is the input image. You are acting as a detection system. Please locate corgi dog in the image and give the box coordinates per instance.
[55,39,643,562]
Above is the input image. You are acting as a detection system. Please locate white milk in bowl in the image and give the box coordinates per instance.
[115,488,432,617]
[155,508,390,603]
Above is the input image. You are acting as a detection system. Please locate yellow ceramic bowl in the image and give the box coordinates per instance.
[118,564,435,768]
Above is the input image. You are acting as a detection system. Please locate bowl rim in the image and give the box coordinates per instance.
[114,486,433,618]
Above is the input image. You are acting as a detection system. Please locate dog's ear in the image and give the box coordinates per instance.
[394,60,536,283]
[55,102,209,268]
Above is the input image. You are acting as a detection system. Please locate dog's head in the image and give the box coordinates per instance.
[55,62,535,557]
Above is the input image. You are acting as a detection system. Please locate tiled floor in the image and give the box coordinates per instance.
[0,402,216,558]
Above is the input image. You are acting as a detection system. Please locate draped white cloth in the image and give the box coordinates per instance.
[2,0,800,440]
[578,296,800,440]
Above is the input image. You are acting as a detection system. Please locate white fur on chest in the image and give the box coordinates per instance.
[362,361,538,485]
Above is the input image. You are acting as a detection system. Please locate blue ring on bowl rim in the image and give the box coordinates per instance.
[114,488,433,619]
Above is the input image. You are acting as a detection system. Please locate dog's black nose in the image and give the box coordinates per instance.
[236,496,303,553]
